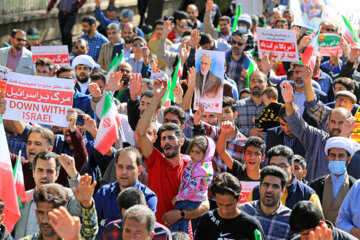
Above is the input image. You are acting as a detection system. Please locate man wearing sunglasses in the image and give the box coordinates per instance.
[126,37,152,78]
[0,29,35,75]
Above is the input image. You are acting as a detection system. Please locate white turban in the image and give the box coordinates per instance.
[72,55,96,70]
[324,137,359,157]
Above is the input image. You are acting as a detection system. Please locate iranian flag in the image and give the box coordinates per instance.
[94,92,121,155]
[245,55,258,88]
[301,28,320,70]
[106,51,124,82]
[162,58,181,106]
[0,115,20,233]
[13,150,26,209]
[342,15,360,47]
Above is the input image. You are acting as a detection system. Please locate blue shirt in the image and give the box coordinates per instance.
[94,7,144,37]
[336,179,360,233]
[73,89,96,120]
[331,172,348,198]
[239,201,295,240]
[78,31,109,61]
[94,180,158,239]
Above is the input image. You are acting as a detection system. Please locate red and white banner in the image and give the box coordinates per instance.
[257,27,299,62]
[31,45,70,66]
[238,181,260,205]
[3,72,74,127]
[0,66,8,93]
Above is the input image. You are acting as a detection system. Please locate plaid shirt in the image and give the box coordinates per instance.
[194,122,247,177]
[304,97,331,131]
[21,203,98,240]
[103,220,172,240]
[6,132,27,157]
[225,51,251,90]
[239,201,296,240]
[236,97,265,136]
[78,32,109,61]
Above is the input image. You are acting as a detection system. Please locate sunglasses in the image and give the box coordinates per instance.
[75,45,85,50]
[133,44,144,48]
[232,40,244,46]
[15,38,26,42]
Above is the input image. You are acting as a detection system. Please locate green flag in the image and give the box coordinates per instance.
[246,58,256,88]
[232,4,242,32]
[106,51,124,81]
[162,58,181,105]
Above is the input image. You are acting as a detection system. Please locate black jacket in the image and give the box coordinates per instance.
[309,174,357,203]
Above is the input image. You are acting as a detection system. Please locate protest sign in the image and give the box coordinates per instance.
[0,66,8,93]
[257,27,299,61]
[351,107,360,142]
[3,72,73,127]
[238,181,260,205]
[31,45,70,67]
[318,34,343,56]
[194,49,224,113]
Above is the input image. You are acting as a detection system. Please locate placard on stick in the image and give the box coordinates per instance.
[31,45,70,67]
[3,72,74,127]
[257,27,299,61]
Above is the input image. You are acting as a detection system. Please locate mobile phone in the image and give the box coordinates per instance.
[76,115,85,126]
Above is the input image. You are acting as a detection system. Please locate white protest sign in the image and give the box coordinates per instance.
[194,49,224,113]
[3,72,73,127]
[31,45,70,67]
[238,181,260,205]
[0,66,9,93]
[257,27,299,62]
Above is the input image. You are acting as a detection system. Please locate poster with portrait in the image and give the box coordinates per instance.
[193,49,224,113]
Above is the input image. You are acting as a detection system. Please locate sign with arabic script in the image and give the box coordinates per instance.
[3,72,73,127]
[31,45,70,67]
[257,27,299,62]
[0,66,8,93]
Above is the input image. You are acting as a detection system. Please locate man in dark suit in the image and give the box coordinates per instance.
[196,53,222,98]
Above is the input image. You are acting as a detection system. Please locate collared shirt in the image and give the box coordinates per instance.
[58,0,78,11]
[21,203,98,240]
[7,48,22,71]
[331,172,348,198]
[98,41,116,70]
[236,97,265,136]
[239,200,295,240]
[126,55,144,74]
[336,179,360,233]
[78,32,109,61]
[103,220,172,240]
[94,181,157,238]
[226,52,246,85]
[294,90,306,115]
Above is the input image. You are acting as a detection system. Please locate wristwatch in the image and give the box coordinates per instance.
[180,209,185,219]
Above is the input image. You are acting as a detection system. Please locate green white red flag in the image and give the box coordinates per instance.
[94,93,121,155]
[342,15,360,47]
[106,51,124,82]
[0,115,20,233]
[301,28,320,70]
[13,150,26,209]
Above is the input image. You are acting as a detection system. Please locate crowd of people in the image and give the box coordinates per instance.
[1,0,360,239]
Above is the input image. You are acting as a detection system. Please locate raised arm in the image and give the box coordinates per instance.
[156,21,177,68]
[203,0,218,39]
[216,121,235,170]
[136,78,168,158]
[181,67,196,111]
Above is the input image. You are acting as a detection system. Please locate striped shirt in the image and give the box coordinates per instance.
[239,200,296,240]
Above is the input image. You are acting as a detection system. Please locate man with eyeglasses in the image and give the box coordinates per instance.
[309,137,358,225]
[248,145,322,211]
[225,31,252,91]
[0,29,35,75]
[126,37,152,78]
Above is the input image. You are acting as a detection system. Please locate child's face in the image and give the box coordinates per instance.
[190,146,205,163]
[262,94,271,106]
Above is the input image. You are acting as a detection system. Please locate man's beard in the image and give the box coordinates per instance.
[251,87,262,97]
[77,75,89,84]
[163,143,180,158]
[124,37,132,44]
